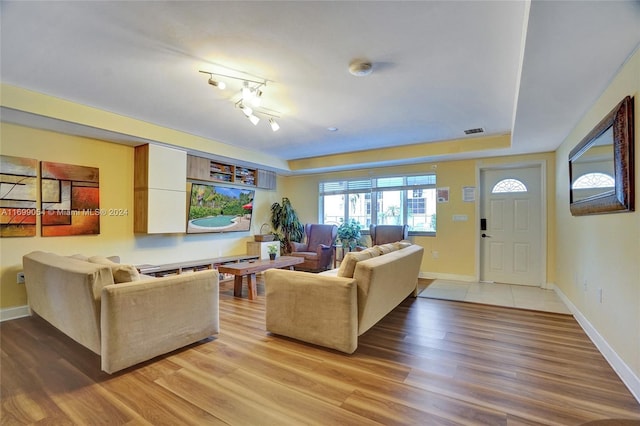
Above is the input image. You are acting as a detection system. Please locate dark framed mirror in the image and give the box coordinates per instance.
[569,96,634,216]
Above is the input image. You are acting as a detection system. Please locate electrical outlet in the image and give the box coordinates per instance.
[432,251,439,259]
[17,272,25,284]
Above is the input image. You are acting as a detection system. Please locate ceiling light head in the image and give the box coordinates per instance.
[242,82,264,107]
[242,81,253,100]
[269,118,280,132]
[239,103,253,117]
[208,78,226,90]
[248,114,260,126]
[250,89,263,107]
[348,60,373,77]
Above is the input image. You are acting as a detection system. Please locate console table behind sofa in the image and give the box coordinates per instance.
[137,254,259,277]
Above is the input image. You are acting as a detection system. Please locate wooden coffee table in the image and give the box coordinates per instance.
[217,256,304,300]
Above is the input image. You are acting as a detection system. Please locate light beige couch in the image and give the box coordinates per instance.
[22,251,219,374]
[264,242,423,353]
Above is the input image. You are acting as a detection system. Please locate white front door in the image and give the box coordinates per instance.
[480,166,544,286]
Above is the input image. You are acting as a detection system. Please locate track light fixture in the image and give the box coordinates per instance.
[207,78,226,90]
[235,100,280,130]
[200,70,266,101]
[269,118,280,132]
[200,69,282,132]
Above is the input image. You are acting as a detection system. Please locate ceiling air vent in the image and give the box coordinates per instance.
[464,127,485,135]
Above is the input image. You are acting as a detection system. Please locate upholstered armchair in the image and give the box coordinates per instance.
[369,224,409,245]
[289,224,338,271]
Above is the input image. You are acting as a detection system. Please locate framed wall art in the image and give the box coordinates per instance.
[0,155,38,237]
[41,161,100,236]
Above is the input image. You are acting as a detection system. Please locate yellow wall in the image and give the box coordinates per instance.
[282,152,556,283]
[0,123,281,308]
[1,84,289,172]
[0,119,557,310]
[555,48,640,378]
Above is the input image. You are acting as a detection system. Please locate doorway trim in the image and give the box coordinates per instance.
[475,160,548,287]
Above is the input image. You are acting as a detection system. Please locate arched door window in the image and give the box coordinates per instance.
[491,178,527,193]
[572,172,614,189]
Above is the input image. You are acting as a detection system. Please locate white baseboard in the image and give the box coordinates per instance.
[553,286,640,403]
[0,305,30,322]
[419,272,476,282]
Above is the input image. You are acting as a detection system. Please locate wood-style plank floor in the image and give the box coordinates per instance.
[2,278,640,425]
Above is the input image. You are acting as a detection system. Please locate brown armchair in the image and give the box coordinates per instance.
[289,224,338,272]
[369,224,409,245]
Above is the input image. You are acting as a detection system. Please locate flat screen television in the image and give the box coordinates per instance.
[186,182,254,234]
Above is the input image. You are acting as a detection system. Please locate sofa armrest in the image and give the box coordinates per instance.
[290,241,307,252]
[314,244,334,271]
[264,269,358,353]
[353,245,424,335]
[23,251,113,355]
[100,269,219,374]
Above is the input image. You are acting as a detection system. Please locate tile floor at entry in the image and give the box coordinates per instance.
[418,280,572,315]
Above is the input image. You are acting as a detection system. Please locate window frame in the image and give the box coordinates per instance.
[319,173,437,237]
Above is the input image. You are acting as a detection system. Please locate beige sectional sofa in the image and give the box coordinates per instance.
[22,251,219,374]
[264,242,423,353]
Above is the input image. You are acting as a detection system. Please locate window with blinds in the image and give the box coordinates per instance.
[319,174,437,235]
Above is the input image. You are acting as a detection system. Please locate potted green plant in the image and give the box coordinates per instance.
[270,197,304,254]
[337,219,362,252]
[267,244,279,260]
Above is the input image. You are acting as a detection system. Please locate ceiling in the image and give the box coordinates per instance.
[1,1,639,174]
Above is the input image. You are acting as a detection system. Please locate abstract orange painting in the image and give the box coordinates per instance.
[41,161,100,236]
[0,155,38,237]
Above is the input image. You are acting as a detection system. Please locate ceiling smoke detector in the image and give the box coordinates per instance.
[348,60,373,77]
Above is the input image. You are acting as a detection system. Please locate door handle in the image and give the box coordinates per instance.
[481,233,491,238]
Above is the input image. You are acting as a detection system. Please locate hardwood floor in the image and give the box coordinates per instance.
[2,277,640,425]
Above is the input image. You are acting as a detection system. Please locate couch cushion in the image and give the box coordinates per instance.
[393,241,412,250]
[88,256,140,283]
[319,268,339,277]
[361,247,381,258]
[69,254,121,263]
[379,243,398,254]
[337,250,373,278]
[370,243,397,255]
[68,254,90,262]
[289,251,318,261]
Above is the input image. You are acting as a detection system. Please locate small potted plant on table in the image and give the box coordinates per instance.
[267,244,279,260]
